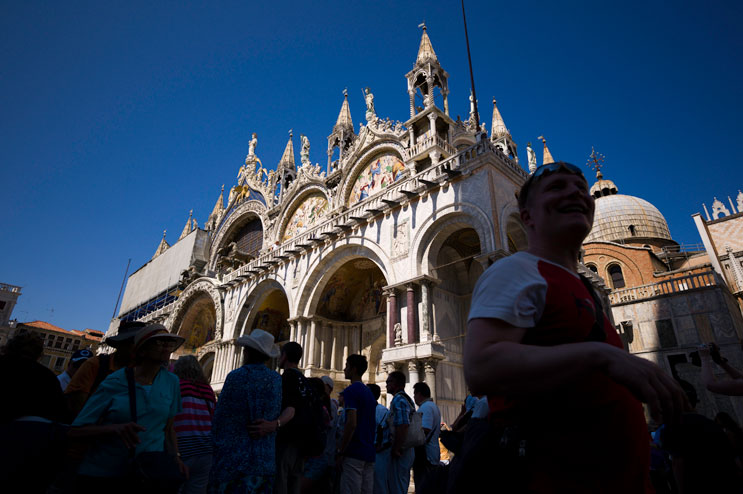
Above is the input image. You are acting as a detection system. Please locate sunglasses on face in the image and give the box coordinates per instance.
[153,339,178,350]
[530,162,584,180]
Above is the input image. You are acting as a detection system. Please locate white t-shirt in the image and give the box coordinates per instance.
[468,251,579,327]
[418,399,441,465]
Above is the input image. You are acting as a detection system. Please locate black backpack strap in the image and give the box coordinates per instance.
[125,367,137,458]
[578,274,607,342]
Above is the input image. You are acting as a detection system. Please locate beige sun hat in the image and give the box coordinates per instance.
[236,328,280,359]
[133,323,185,353]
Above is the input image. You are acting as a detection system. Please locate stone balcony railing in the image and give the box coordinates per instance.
[220,141,502,284]
[222,138,514,285]
[609,270,717,305]
[404,133,456,160]
[0,283,22,293]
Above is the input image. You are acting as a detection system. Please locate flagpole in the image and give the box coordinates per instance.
[461,0,480,129]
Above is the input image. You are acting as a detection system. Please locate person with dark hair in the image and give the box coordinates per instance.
[700,342,743,396]
[367,383,391,494]
[302,377,335,493]
[58,348,93,392]
[465,162,686,492]
[70,323,187,492]
[0,330,69,493]
[412,382,440,492]
[385,370,414,494]
[210,329,281,494]
[337,354,377,493]
[172,355,216,494]
[659,378,740,493]
[716,412,743,472]
[66,320,145,418]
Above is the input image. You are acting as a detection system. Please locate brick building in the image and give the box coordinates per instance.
[583,166,743,421]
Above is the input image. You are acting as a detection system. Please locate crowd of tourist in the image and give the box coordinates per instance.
[3,161,743,494]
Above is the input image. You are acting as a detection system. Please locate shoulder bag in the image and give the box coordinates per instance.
[125,367,184,493]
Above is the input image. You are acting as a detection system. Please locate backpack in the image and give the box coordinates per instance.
[376,408,391,451]
[388,393,426,449]
[292,370,328,457]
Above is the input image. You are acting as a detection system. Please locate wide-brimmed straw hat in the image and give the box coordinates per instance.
[236,329,280,359]
[133,323,185,354]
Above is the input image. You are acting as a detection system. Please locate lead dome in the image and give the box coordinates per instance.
[585,171,673,245]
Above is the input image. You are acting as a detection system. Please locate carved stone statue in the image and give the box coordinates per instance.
[527,142,537,173]
[365,87,375,121]
[248,132,258,157]
[394,322,403,346]
[300,134,310,166]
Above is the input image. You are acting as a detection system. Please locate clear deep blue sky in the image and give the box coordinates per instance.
[2,1,742,332]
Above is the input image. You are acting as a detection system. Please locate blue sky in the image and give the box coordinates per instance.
[2,1,742,332]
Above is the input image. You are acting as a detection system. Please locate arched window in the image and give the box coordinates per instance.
[586,264,598,274]
[628,225,636,236]
[608,264,625,289]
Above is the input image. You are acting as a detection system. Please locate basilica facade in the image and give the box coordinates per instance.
[109,28,533,422]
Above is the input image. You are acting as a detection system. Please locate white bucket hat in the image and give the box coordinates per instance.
[236,329,280,359]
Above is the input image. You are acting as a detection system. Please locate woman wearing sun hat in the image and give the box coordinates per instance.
[209,329,282,494]
[70,323,187,492]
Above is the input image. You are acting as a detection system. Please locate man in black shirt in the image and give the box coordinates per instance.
[276,342,304,494]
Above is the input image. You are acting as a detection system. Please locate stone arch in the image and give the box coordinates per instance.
[274,184,331,244]
[208,200,267,271]
[505,213,528,253]
[295,241,394,318]
[411,202,496,277]
[166,278,224,347]
[232,278,292,341]
[199,352,216,382]
[606,262,626,289]
[340,143,408,207]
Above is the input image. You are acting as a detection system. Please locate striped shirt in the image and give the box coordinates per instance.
[174,379,216,458]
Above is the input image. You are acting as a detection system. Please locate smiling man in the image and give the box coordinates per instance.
[463,162,686,493]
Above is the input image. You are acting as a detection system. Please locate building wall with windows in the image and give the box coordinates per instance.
[583,172,743,422]
[0,283,22,328]
[13,321,103,374]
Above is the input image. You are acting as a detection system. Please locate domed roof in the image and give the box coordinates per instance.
[586,193,673,243]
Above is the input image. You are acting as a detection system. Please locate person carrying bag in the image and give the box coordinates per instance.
[69,324,188,494]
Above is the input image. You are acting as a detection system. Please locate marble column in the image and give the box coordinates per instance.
[426,77,434,107]
[215,346,225,382]
[330,324,338,370]
[406,284,417,345]
[423,360,437,401]
[420,281,431,342]
[307,319,317,368]
[289,320,297,343]
[320,321,328,369]
[387,289,398,348]
[342,326,349,369]
[408,360,420,386]
[427,113,437,139]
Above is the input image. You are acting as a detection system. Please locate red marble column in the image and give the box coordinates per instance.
[407,284,417,344]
